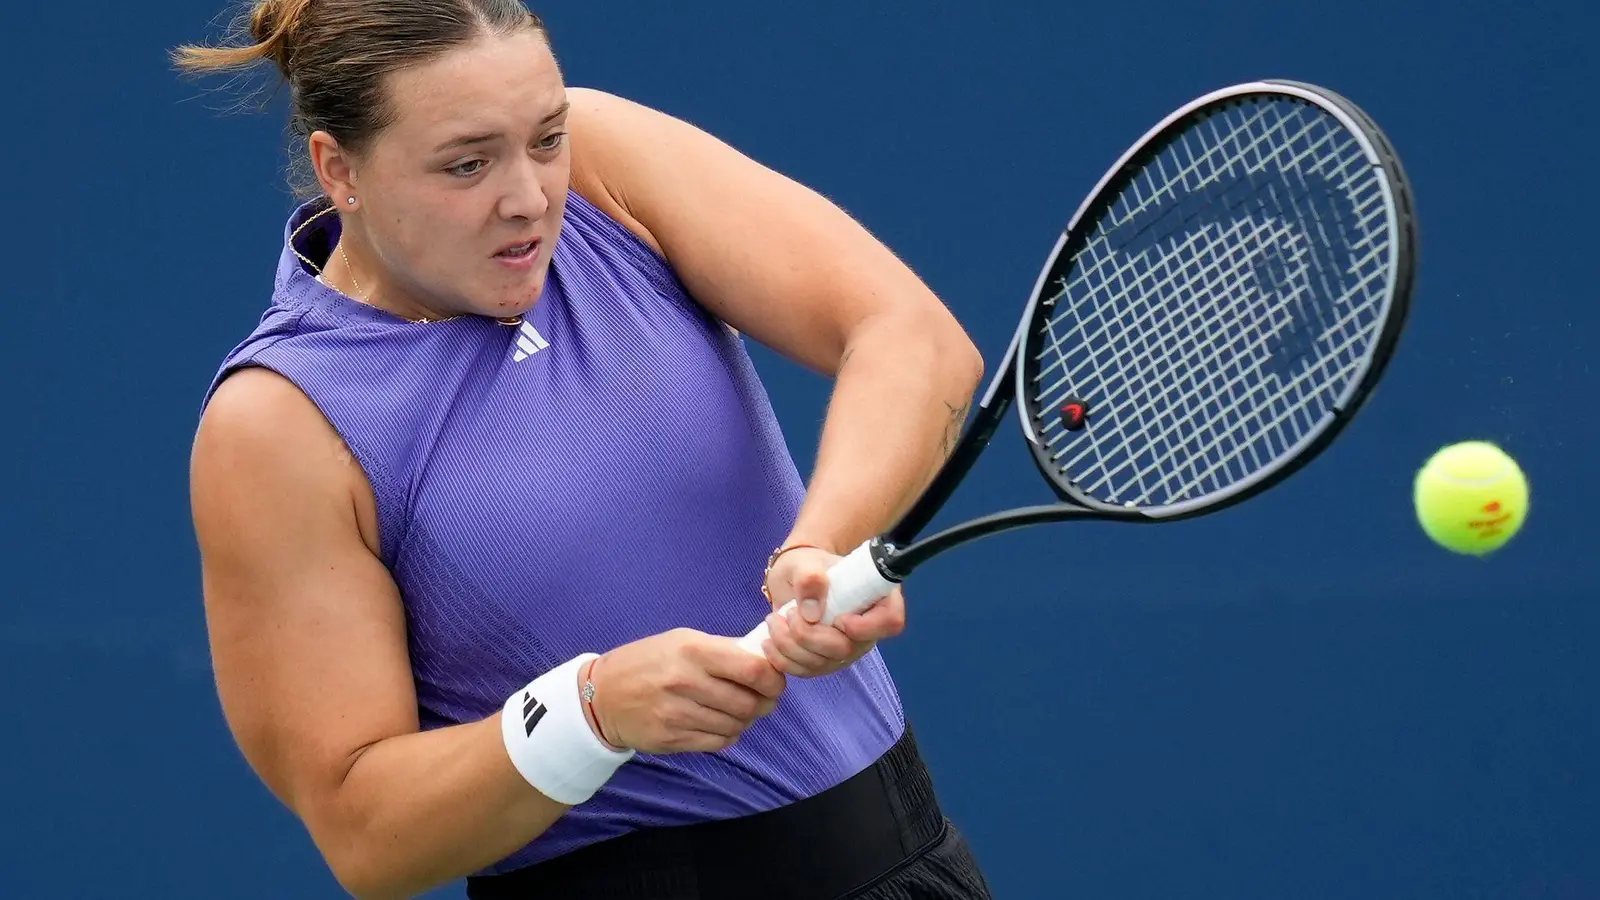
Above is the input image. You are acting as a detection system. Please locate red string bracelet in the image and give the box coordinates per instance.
[581,655,626,752]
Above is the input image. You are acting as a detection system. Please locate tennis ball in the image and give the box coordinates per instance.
[1413,441,1528,556]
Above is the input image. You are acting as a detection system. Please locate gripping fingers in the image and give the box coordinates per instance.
[767,610,854,674]
[679,705,749,739]
[762,613,826,674]
[683,676,775,726]
[649,701,758,753]
[786,607,859,658]
[832,589,907,644]
[699,641,787,700]
[663,724,748,753]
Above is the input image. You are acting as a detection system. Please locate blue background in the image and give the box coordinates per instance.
[3,0,1595,897]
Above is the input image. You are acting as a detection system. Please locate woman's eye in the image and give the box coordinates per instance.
[447,160,486,177]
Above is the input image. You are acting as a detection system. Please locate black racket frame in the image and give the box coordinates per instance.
[866,80,1418,582]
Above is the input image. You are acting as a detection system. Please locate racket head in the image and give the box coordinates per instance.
[1013,80,1416,520]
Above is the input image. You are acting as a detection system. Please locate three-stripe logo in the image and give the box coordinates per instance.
[522,690,547,736]
[513,320,550,362]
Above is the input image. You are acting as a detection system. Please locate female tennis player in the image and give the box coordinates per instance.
[179,1,993,898]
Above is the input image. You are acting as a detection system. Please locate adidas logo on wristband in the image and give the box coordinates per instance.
[500,653,635,806]
[522,691,548,736]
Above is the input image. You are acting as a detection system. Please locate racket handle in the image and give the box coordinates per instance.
[736,541,898,655]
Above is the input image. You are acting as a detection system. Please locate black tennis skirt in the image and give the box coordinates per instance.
[466,723,994,900]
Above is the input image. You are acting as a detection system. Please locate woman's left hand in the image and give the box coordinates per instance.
[758,546,908,677]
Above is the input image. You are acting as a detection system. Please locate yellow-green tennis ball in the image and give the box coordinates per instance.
[1413,441,1528,556]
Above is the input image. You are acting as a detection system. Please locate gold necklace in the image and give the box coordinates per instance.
[336,242,370,306]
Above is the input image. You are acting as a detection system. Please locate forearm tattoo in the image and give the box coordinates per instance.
[940,399,969,457]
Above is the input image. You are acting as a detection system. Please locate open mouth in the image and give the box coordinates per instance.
[496,239,539,261]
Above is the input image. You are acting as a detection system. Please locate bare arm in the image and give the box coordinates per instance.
[191,367,571,900]
[567,88,986,557]
[192,367,786,897]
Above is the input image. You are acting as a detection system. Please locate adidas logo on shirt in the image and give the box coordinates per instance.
[513,320,550,362]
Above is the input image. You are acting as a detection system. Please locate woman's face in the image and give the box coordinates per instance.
[333,27,572,321]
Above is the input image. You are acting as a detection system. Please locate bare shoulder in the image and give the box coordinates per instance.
[196,365,351,465]
[565,87,670,256]
[192,365,378,558]
[559,86,950,375]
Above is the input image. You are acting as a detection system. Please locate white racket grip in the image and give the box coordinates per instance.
[736,541,898,655]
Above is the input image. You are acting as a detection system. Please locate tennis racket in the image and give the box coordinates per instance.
[737,79,1417,654]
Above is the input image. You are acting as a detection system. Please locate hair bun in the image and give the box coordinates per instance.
[247,0,309,78]
[247,0,279,43]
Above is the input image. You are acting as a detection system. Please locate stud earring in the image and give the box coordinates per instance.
[346,196,357,206]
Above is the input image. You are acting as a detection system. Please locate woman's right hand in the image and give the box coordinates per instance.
[586,628,787,755]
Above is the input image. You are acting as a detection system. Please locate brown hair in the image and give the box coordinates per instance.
[173,0,548,197]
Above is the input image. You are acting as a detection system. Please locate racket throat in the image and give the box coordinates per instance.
[889,503,1123,575]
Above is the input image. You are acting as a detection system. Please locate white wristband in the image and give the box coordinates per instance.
[499,653,634,806]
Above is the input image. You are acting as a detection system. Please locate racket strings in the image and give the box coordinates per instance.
[1032,120,1374,391]
[1063,219,1366,503]
[1027,97,1393,508]
[1058,221,1392,504]
[1047,216,1313,501]
[1041,219,1281,501]
[1063,113,1378,503]
[1044,214,1331,479]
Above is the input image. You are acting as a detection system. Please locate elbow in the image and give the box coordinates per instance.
[928,311,984,396]
[848,299,984,397]
[951,328,985,395]
[342,883,409,900]
[329,854,413,900]
[320,822,461,900]
[322,841,388,900]
[888,302,986,391]
[314,821,421,900]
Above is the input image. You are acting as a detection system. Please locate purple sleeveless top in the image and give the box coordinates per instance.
[202,192,905,874]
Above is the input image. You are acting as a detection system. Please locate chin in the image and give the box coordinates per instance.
[482,276,547,319]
